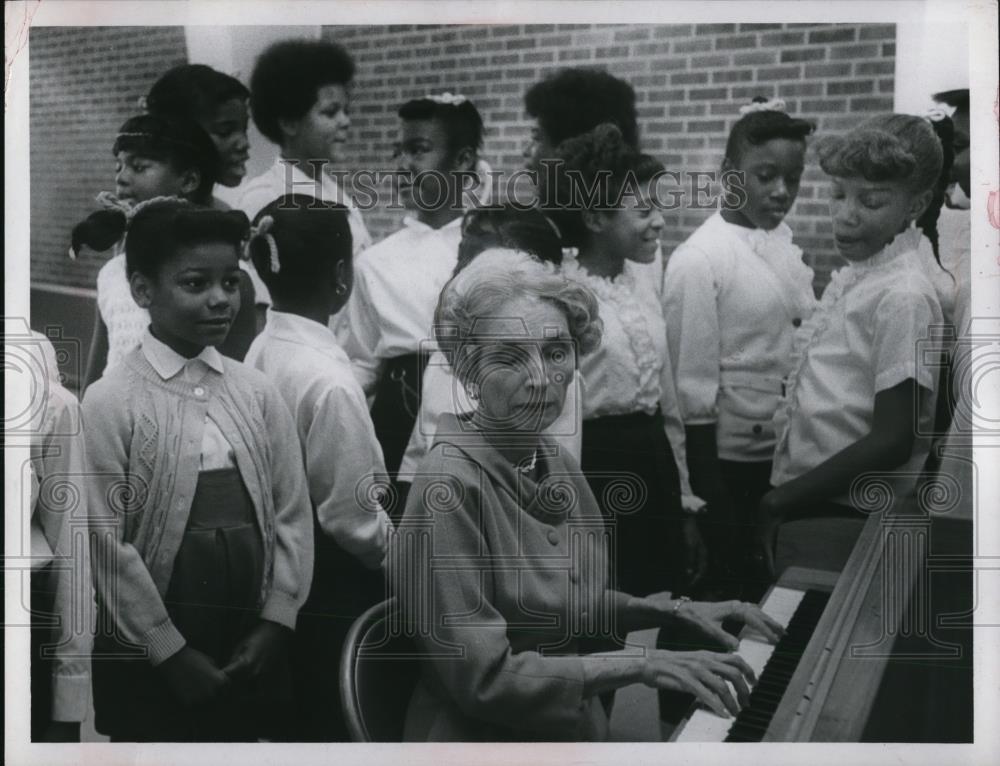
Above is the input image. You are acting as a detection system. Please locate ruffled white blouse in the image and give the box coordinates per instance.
[771,227,944,507]
[562,255,703,510]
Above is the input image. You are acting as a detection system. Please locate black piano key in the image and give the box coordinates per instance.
[723,589,831,742]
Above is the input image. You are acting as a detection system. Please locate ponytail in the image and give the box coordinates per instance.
[916,113,957,268]
[68,209,128,259]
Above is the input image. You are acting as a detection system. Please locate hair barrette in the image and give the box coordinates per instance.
[95,191,135,217]
[426,92,468,106]
[924,104,955,123]
[739,97,788,116]
[94,191,187,220]
[130,195,189,218]
[247,215,280,273]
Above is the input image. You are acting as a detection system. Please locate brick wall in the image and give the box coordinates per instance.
[29,26,188,291]
[28,23,896,297]
[322,22,896,289]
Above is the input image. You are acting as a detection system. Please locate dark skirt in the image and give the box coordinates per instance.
[370,352,430,482]
[580,410,684,598]
[92,468,284,742]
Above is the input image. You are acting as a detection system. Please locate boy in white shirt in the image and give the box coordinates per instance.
[337,93,486,484]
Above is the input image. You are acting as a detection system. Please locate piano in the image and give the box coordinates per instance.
[609,503,973,742]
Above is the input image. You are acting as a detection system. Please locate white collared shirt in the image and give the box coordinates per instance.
[245,310,390,570]
[236,157,373,307]
[771,228,943,506]
[140,328,235,470]
[335,215,464,395]
[662,212,818,462]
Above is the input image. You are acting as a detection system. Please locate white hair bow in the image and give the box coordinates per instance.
[426,92,468,106]
[739,98,788,116]
[925,104,956,122]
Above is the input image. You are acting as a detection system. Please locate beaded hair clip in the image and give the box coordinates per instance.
[738,97,788,116]
[94,191,188,219]
[246,215,279,272]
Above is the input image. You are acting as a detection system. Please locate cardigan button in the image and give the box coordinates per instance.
[792,317,802,328]
[752,424,764,435]
[546,530,559,545]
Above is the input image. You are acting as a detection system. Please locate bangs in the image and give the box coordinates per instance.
[817,130,917,183]
[112,133,173,161]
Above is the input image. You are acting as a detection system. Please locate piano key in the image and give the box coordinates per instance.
[676,588,831,742]
[674,587,806,742]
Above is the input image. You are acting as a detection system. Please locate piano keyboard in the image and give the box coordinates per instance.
[673,586,831,742]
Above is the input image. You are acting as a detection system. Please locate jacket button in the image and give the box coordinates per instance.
[547,530,559,545]
[792,317,802,328]
[753,424,763,435]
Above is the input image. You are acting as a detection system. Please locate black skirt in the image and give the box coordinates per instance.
[92,468,287,742]
[580,410,684,598]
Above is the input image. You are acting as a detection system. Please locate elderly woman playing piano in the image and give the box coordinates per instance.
[390,249,785,741]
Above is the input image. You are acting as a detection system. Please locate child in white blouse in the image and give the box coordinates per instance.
[244,194,391,741]
[542,123,704,597]
[662,97,816,600]
[74,114,258,388]
[75,114,216,387]
[238,39,372,309]
[760,114,946,575]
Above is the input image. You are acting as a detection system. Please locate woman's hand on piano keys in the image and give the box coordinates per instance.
[640,649,755,718]
[677,599,786,651]
[635,594,786,650]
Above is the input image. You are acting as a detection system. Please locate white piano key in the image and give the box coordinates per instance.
[675,705,735,741]
[674,586,806,742]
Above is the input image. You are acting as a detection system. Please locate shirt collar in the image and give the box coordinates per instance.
[849,226,924,273]
[141,327,225,380]
[714,211,792,246]
[265,309,339,349]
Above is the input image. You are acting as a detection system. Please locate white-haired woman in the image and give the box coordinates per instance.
[389,249,784,742]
